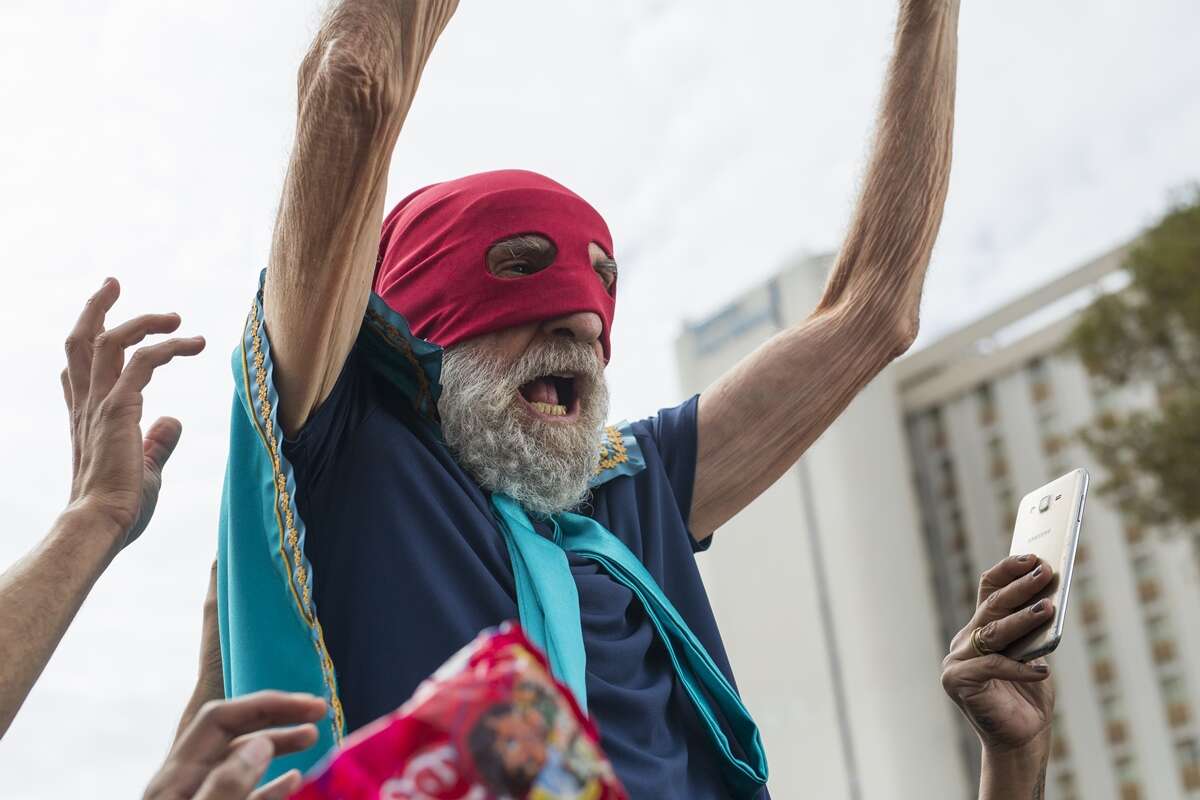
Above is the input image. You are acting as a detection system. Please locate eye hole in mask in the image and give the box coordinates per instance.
[486,233,618,296]
[486,233,557,280]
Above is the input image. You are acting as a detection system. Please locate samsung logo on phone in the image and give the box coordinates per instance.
[1028,528,1052,542]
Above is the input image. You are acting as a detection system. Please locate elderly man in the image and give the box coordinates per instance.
[210,1,1054,797]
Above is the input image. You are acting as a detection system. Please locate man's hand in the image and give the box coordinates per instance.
[61,277,206,551]
[941,554,1056,799]
[145,692,327,800]
[0,279,205,739]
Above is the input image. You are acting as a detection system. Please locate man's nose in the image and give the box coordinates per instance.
[541,311,603,345]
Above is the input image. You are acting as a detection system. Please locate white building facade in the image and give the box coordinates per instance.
[676,247,1200,799]
[676,255,972,800]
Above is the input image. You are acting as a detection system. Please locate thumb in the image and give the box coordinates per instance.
[143,417,184,474]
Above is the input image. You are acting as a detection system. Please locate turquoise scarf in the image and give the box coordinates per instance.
[491,494,769,799]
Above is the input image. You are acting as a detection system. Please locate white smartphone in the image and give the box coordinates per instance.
[1003,468,1089,662]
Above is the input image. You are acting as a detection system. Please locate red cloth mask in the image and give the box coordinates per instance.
[374,169,617,360]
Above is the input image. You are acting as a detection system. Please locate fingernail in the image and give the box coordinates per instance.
[1031,565,1043,578]
[1016,554,1032,562]
[241,736,273,768]
[1032,664,1050,673]
[1032,600,1047,613]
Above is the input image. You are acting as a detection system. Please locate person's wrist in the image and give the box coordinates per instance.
[58,498,129,556]
[980,733,1051,799]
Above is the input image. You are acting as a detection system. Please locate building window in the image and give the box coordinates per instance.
[939,457,957,500]
[1103,695,1128,745]
[1177,739,1200,791]
[1055,769,1078,800]
[977,383,997,427]
[1162,676,1192,728]
[1028,357,1053,404]
[929,407,947,450]
[1147,615,1178,665]
[1081,599,1103,626]
[1133,555,1161,604]
[988,435,1008,479]
[1087,634,1117,685]
[1114,754,1140,799]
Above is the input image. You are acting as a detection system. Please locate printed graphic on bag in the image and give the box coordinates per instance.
[291,623,628,800]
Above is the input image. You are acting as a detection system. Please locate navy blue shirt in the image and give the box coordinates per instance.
[284,348,764,799]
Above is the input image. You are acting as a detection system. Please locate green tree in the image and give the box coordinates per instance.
[1068,189,1200,539]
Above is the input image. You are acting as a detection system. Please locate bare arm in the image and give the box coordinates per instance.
[264,0,458,437]
[0,280,203,738]
[979,743,1050,800]
[173,560,226,741]
[0,510,123,737]
[690,0,960,538]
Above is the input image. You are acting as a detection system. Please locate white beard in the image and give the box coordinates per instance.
[437,338,610,516]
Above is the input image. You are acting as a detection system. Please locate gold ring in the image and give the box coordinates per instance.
[971,626,993,657]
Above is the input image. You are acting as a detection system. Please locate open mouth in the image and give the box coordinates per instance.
[517,373,580,421]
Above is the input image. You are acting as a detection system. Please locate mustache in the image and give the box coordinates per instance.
[465,338,602,416]
[508,339,603,385]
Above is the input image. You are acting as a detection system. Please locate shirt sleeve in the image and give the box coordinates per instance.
[282,347,375,490]
[633,394,712,553]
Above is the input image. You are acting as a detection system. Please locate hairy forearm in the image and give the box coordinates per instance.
[691,1,960,537]
[265,0,457,434]
[979,741,1050,800]
[0,508,122,738]
[819,0,960,340]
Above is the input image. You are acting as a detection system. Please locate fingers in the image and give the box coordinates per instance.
[110,335,206,398]
[248,770,303,800]
[65,278,120,407]
[955,598,1056,662]
[977,553,1042,606]
[193,737,274,800]
[176,691,327,764]
[232,723,319,758]
[89,312,183,399]
[972,555,1053,628]
[61,369,82,480]
[942,653,1051,694]
[143,416,184,474]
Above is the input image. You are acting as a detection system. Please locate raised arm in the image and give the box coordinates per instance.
[0,280,203,738]
[265,0,458,436]
[689,0,960,539]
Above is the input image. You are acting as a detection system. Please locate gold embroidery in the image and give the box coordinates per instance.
[244,299,345,740]
[364,308,436,419]
[595,425,629,474]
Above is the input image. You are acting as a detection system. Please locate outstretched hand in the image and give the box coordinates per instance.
[145,691,327,800]
[61,277,205,551]
[941,554,1056,753]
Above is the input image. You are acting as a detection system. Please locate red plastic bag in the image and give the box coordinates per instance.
[291,623,628,800]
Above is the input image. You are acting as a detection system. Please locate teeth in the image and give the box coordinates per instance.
[531,401,568,416]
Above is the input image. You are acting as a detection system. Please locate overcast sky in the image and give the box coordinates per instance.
[1,1,1198,796]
